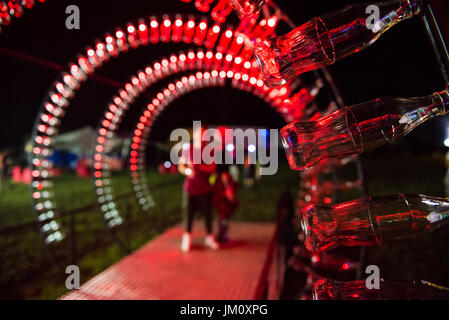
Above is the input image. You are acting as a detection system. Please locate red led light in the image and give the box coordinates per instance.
[149,17,160,44]
[115,28,129,52]
[115,30,124,39]
[228,33,245,56]
[252,15,278,39]
[104,34,119,57]
[204,24,220,49]
[171,15,183,42]
[160,16,172,42]
[216,28,233,53]
[183,18,195,43]
[214,52,223,69]
[193,19,208,46]
[137,19,149,46]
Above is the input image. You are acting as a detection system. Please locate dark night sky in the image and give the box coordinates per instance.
[1,0,448,153]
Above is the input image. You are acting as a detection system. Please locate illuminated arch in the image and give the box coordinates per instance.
[0,0,47,34]
[91,48,290,227]
[127,70,284,213]
[29,13,264,244]
[29,10,310,244]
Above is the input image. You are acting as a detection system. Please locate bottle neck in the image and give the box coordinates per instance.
[374,0,421,34]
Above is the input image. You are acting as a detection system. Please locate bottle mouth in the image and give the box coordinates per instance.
[253,38,286,87]
[280,121,318,170]
[299,205,314,250]
[436,90,449,115]
[229,0,263,18]
[407,0,422,15]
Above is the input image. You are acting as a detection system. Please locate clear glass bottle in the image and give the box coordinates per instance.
[313,279,449,300]
[301,193,449,252]
[253,0,422,86]
[281,90,449,171]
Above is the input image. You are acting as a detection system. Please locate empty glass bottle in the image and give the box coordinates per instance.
[281,90,449,171]
[301,193,449,252]
[253,0,422,86]
[313,279,449,300]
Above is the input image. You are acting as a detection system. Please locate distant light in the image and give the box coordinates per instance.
[182,143,190,150]
[248,144,256,153]
[342,263,350,270]
[185,168,192,176]
[164,161,171,169]
[226,144,235,152]
[444,138,449,147]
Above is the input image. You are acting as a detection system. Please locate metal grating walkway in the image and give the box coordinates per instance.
[61,221,275,300]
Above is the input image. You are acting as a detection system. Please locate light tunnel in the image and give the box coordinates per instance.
[29,10,322,245]
[93,67,288,228]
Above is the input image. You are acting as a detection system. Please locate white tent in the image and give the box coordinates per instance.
[52,126,130,156]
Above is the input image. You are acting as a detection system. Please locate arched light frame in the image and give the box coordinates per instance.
[91,46,293,227]
[128,70,285,212]
[29,12,288,244]
[0,0,47,34]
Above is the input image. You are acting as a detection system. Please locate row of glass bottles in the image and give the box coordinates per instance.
[229,0,449,300]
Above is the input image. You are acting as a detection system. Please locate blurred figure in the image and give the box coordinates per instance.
[76,157,91,178]
[0,150,11,189]
[213,164,239,243]
[229,164,240,182]
[178,126,219,252]
[243,154,256,187]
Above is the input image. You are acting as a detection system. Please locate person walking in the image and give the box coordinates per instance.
[178,127,219,252]
[213,164,238,243]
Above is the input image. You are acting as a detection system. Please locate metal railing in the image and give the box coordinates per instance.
[254,185,293,300]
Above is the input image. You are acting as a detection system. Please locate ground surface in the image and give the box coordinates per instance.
[61,221,274,300]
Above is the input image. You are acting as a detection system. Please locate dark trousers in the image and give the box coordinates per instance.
[183,191,213,234]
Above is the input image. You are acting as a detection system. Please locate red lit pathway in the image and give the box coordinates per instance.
[61,221,275,300]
